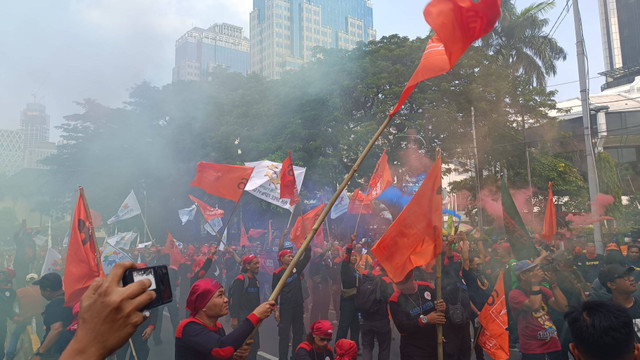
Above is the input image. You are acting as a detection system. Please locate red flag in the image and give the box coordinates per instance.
[477,271,510,360]
[290,204,325,246]
[389,0,502,116]
[347,188,372,214]
[240,224,250,246]
[248,229,267,238]
[371,157,442,282]
[365,150,393,201]
[188,195,225,222]
[541,182,556,243]
[191,162,254,202]
[163,233,185,270]
[280,152,300,205]
[90,209,102,228]
[64,188,104,307]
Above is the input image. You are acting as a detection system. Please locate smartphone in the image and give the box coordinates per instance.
[122,265,173,310]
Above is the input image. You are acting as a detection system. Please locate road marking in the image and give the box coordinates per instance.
[258,351,279,360]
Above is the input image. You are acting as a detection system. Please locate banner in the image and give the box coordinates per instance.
[107,190,142,225]
[105,231,137,250]
[191,162,254,202]
[101,243,134,275]
[330,189,349,219]
[244,160,306,211]
[477,271,509,360]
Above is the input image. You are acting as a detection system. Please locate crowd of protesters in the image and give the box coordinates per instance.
[6,219,640,360]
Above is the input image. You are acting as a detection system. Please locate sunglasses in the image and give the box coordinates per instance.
[318,337,332,342]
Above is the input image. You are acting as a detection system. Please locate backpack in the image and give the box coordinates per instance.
[229,274,250,301]
[356,272,382,313]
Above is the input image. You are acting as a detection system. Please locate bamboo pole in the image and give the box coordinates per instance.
[139,212,154,244]
[244,113,396,343]
[128,338,138,360]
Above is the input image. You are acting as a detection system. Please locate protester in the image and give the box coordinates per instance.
[229,254,262,360]
[336,234,361,348]
[576,242,604,283]
[442,236,472,360]
[309,246,332,323]
[0,269,16,359]
[295,320,334,360]
[627,244,640,283]
[175,278,276,359]
[588,248,629,300]
[388,270,446,360]
[598,264,640,340]
[359,261,394,360]
[565,300,640,360]
[6,273,45,360]
[272,246,311,360]
[59,262,156,360]
[460,239,491,360]
[32,272,74,360]
[508,260,569,360]
[334,339,358,360]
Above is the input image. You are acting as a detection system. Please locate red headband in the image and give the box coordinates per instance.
[186,278,222,315]
[242,255,257,267]
[278,249,293,260]
[335,339,358,360]
[310,320,333,338]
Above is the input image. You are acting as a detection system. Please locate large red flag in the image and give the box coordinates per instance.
[191,162,254,202]
[188,195,225,222]
[371,156,442,282]
[477,271,510,360]
[347,188,373,214]
[365,150,393,201]
[290,204,325,246]
[163,232,185,270]
[248,229,267,238]
[541,182,556,243]
[280,152,300,205]
[389,0,502,116]
[64,188,104,307]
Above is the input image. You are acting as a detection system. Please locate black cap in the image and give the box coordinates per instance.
[33,272,62,291]
[598,264,635,291]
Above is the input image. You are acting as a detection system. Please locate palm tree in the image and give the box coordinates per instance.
[483,0,567,87]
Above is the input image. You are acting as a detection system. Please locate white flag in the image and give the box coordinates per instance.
[136,241,153,249]
[179,204,197,225]
[244,160,306,211]
[206,217,223,236]
[41,248,62,276]
[101,243,134,275]
[331,189,350,219]
[107,190,142,224]
[105,231,137,250]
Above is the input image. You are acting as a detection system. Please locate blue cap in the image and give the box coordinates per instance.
[513,260,538,276]
[283,241,294,250]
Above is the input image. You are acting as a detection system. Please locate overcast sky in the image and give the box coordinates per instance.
[0,0,602,140]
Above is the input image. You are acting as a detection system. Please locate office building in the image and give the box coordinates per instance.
[20,102,49,148]
[598,0,640,90]
[250,0,376,79]
[173,23,250,81]
[0,129,24,175]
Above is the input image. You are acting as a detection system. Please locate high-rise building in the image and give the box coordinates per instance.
[20,102,49,148]
[598,0,640,90]
[250,0,376,79]
[173,23,250,81]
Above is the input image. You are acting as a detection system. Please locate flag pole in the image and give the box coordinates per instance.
[79,187,103,275]
[278,204,297,252]
[434,148,443,360]
[139,211,154,244]
[244,113,396,343]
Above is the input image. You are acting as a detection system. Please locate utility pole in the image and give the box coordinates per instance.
[572,0,603,253]
[471,107,484,230]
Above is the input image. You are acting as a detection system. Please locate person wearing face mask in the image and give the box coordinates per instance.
[295,320,335,360]
[460,240,491,360]
[388,269,447,360]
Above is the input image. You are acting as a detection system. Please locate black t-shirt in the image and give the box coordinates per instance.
[462,268,491,313]
[627,296,640,342]
[43,295,74,354]
[576,254,604,283]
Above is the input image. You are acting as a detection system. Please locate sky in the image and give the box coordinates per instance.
[0,0,603,140]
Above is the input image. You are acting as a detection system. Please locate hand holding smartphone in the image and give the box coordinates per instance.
[122,265,173,310]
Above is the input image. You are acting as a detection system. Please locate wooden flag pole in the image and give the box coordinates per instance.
[79,187,103,275]
[128,338,139,360]
[434,148,443,360]
[243,113,396,343]
[139,211,154,244]
[216,197,242,248]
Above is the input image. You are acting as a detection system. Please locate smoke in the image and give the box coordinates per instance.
[476,184,541,231]
[566,193,615,226]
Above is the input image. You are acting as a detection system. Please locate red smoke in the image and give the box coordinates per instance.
[566,193,615,226]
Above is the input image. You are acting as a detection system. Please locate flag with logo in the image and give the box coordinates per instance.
[477,271,509,360]
[105,231,137,250]
[101,243,134,275]
[371,156,442,282]
[389,0,502,116]
[331,189,350,219]
[107,190,142,225]
[365,150,393,201]
[64,188,104,307]
[191,162,254,202]
[41,248,62,276]
[244,160,306,211]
